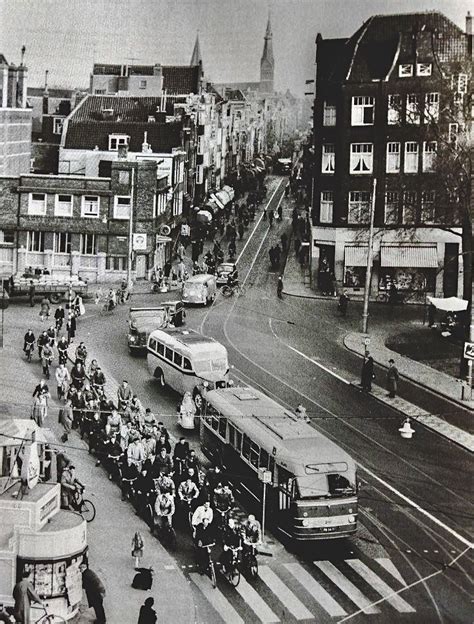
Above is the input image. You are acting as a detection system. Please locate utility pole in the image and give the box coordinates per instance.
[127,166,135,290]
[361,177,377,334]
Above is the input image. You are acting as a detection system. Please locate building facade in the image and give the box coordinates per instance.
[310,11,472,299]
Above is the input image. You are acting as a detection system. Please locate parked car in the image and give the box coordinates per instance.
[182,274,217,306]
[216,262,236,287]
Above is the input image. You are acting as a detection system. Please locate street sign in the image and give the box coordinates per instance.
[258,468,272,483]
[363,337,371,346]
[464,342,474,360]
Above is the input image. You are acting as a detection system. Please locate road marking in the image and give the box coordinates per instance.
[258,565,313,620]
[235,575,280,622]
[314,561,380,615]
[284,562,346,617]
[376,557,407,587]
[347,559,415,613]
[190,573,244,624]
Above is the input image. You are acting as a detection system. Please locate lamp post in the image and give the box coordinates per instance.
[127,166,136,291]
[361,177,377,334]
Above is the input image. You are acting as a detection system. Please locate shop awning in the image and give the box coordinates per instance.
[381,245,438,268]
[427,296,468,312]
[344,246,368,267]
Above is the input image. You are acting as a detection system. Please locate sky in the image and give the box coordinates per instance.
[0,0,471,96]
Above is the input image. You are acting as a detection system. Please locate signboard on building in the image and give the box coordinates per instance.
[21,439,40,489]
[133,233,147,251]
[464,342,474,360]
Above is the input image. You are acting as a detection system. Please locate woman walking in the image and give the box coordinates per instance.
[132,531,144,569]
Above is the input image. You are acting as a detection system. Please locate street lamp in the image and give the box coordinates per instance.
[361,178,377,335]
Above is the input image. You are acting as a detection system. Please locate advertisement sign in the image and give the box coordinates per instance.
[464,342,474,360]
[133,233,147,251]
[21,440,40,489]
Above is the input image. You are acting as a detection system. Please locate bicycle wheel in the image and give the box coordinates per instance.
[168,527,177,551]
[248,556,258,579]
[209,562,217,588]
[221,285,233,298]
[229,566,240,587]
[80,499,96,522]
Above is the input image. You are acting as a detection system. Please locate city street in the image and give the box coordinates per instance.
[3,177,472,623]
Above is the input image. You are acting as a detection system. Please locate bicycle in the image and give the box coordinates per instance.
[100,298,116,315]
[215,506,232,533]
[180,497,196,532]
[155,516,177,550]
[25,343,34,362]
[199,544,216,588]
[241,542,259,579]
[35,604,67,623]
[221,282,245,298]
[220,545,241,587]
[73,486,96,522]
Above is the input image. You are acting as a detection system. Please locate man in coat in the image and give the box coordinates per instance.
[80,562,106,624]
[12,569,44,624]
[386,358,399,398]
[361,355,375,392]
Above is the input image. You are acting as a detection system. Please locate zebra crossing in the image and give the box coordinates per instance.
[190,556,415,623]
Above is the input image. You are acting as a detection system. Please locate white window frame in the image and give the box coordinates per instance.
[108,134,129,151]
[113,195,131,220]
[451,73,468,94]
[321,144,335,174]
[53,117,64,135]
[323,101,336,126]
[387,94,401,125]
[27,231,45,252]
[416,63,432,76]
[404,142,419,174]
[422,141,437,172]
[320,191,334,224]
[118,170,130,186]
[54,194,73,217]
[80,233,97,256]
[154,192,167,218]
[81,195,100,218]
[386,142,401,174]
[421,191,436,224]
[398,64,413,77]
[351,96,375,126]
[349,143,373,175]
[384,191,399,225]
[402,191,417,224]
[28,193,47,216]
[406,94,420,125]
[424,92,439,123]
[348,191,371,224]
[53,231,71,254]
[448,123,458,146]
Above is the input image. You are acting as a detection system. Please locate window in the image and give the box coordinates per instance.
[139,79,147,89]
[320,191,333,224]
[384,191,399,224]
[218,417,227,439]
[183,357,192,371]
[0,230,14,244]
[451,73,468,94]
[113,196,131,219]
[173,352,183,368]
[149,339,157,352]
[421,191,436,223]
[406,94,420,124]
[402,191,417,223]
[350,143,373,174]
[154,192,167,217]
[81,195,100,218]
[157,342,164,356]
[417,63,432,76]
[28,193,46,216]
[118,171,130,186]
[242,436,251,461]
[386,142,400,173]
[165,347,173,361]
[259,448,269,470]
[54,194,73,217]
[424,92,439,123]
[404,142,419,173]
[348,191,370,224]
[53,118,63,135]
[423,141,437,172]
[387,94,401,125]
[80,233,96,255]
[108,134,129,151]
[53,232,71,254]
[106,256,128,271]
[351,96,375,125]
[228,424,242,452]
[249,441,260,468]
[321,144,335,174]
[94,89,106,94]
[323,101,336,126]
[448,123,458,146]
[399,64,413,77]
[27,231,45,252]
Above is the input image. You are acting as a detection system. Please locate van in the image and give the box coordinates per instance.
[182,274,217,306]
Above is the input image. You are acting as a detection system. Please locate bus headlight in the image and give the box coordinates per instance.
[348,514,356,523]
[348,508,353,514]
[301,519,309,527]
[303,511,308,517]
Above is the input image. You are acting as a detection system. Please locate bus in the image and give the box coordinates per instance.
[147,328,229,411]
[200,386,358,542]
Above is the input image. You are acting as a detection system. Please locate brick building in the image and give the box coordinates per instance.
[310,11,472,299]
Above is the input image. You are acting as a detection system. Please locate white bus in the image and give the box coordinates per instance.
[147,328,229,411]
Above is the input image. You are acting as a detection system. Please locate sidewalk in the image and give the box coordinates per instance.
[0,308,196,624]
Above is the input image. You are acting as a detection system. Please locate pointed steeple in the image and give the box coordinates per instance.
[190,33,203,71]
[260,14,274,93]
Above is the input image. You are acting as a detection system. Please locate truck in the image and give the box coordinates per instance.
[10,273,88,304]
[128,301,185,353]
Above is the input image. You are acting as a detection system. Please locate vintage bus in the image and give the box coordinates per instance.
[147,328,229,414]
[201,386,358,542]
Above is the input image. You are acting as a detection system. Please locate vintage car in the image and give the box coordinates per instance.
[182,274,217,306]
[162,300,186,327]
[128,307,169,352]
[216,262,236,286]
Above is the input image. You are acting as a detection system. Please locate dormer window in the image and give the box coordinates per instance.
[417,63,432,76]
[109,134,129,151]
[398,64,413,78]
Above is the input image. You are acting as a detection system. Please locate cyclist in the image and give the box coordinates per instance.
[195,516,216,575]
[91,366,106,393]
[213,482,234,528]
[105,435,123,481]
[55,362,71,400]
[41,342,54,379]
[220,518,242,575]
[75,342,88,365]
[23,329,35,356]
[57,335,69,365]
[60,463,83,510]
[185,449,201,478]
[242,514,262,563]
[295,403,310,423]
[54,304,65,331]
[151,447,173,478]
[153,491,175,535]
[36,330,49,360]
[178,477,199,514]
[173,437,190,475]
[191,500,213,537]
[107,288,117,311]
[117,380,133,413]
[154,469,176,497]
[226,266,239,291]
[46,325,56,347]
[71,360,86,390]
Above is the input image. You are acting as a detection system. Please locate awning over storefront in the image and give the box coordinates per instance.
[344,246,368,267]
[380,245,438,268]
[427,296,468,312]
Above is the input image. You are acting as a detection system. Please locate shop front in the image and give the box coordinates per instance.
[378,245,438,303]
[343,245,368,293]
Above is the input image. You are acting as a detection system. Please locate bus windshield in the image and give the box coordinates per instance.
[194,357,227,375]
[297,463,356,499]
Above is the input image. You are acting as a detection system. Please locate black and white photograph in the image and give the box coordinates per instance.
[0,0,472,622]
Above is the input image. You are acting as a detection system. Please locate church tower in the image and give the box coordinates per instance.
[260,15,274,94]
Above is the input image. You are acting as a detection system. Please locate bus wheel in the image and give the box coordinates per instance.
[154,368,165,387]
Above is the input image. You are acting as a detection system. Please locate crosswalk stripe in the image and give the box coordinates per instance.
[190,573,244,624]
[259,566,313,620]
[314,561,380,615]
[347,559,415,613]
[235,575,280,623]
[375,557,407,586]
[285,562,346,617]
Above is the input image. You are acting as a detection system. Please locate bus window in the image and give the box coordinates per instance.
[250,442,259,467]
[183,357,192,371]
[174,352,183,368]
[157,342,164,356]
[228,424,235,447]
[268,456,275,479]
[165,347,173,361]
[259,448,269,469]
[149,338,157,352]
[242,435,251,461]
[218,417,227,439]
[235,430,242,452]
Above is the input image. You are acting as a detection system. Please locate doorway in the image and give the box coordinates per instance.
[135,254,147,279]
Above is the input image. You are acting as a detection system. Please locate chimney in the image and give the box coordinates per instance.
[43,70,49,114]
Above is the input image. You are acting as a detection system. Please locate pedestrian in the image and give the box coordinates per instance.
[268,210,274,226]
[176,259,186,282]
[295,403,310,423]
[54,305,65,332]
[277,204,283,222]
[280,232,288,252]
[263,208,267,221]
[238,221,244,240]
[294,238,301,256]
[361,355,375,392]
[39,297,50,322]
[277,275,283,299]
[428,304,436,327]
[59,399,73,442]
[28,280,35,307]
[80,561,106,624]
[268,246,275,269]
[386,359,399,398]
[131,531,144,569]
[274,244,281,267]
[12,568,44,624]
[137,597,157,624]
[66,314,76,343]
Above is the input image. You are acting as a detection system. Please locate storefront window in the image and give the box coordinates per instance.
[379,269,435,293]
[344,267,366,288]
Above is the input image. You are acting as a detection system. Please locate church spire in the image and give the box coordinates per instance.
[260,14,274,93]
[190,33,203,70]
